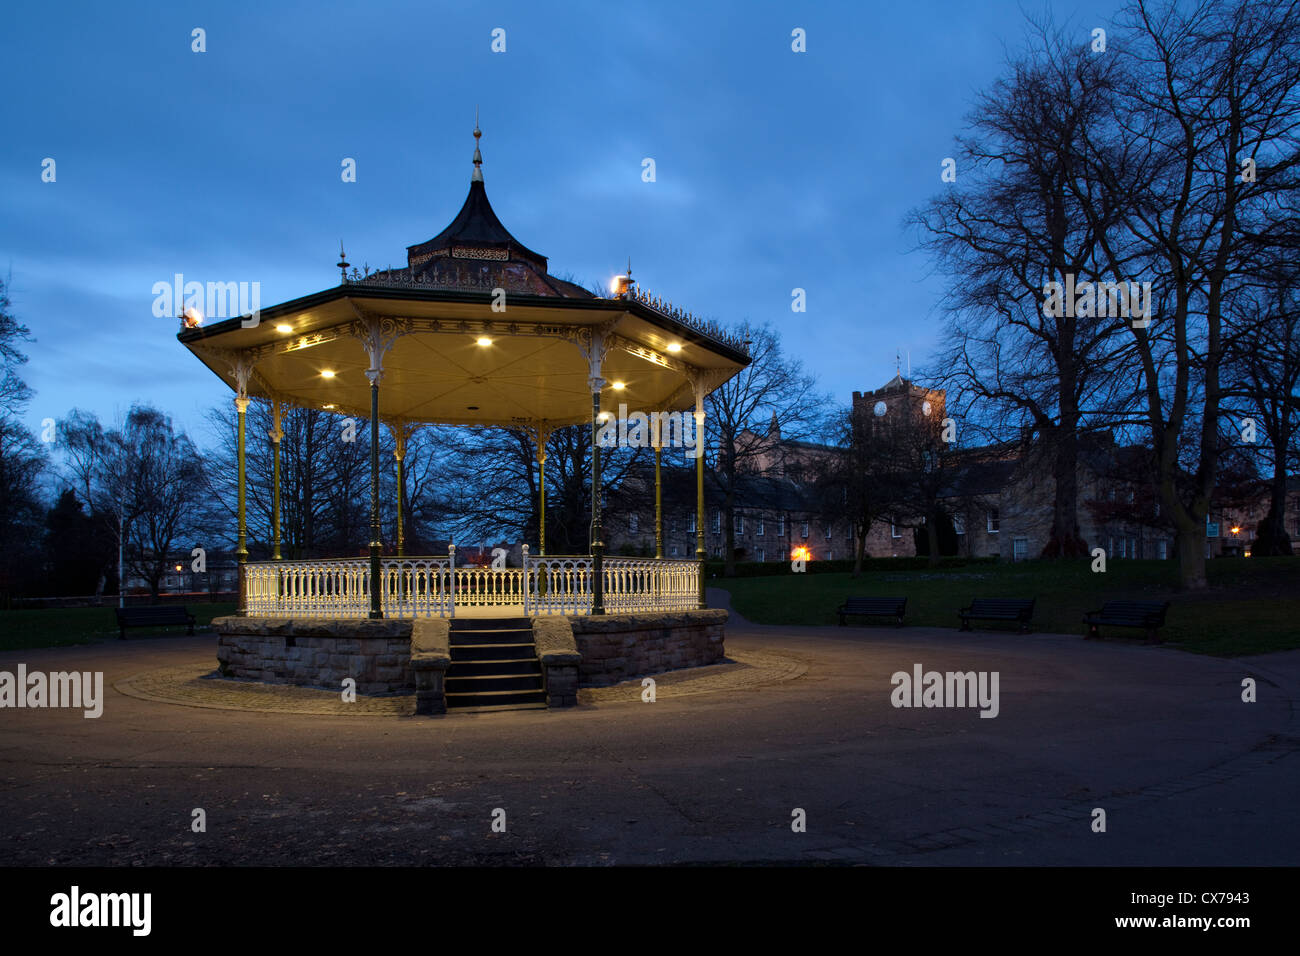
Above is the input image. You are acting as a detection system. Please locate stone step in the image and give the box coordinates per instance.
[449,628,535,645]
[449,701,549,714]
[451,642,537,662]
[445,673,545,694]
[449,617,532,631]
[448,659,542,677]
[446,688,548,708]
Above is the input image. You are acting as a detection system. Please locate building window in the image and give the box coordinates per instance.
[953,513,966,535]
[1108,537,1116,558]
[1157,539,1167,560]
[756,517,765,536]
[670,517,678,532]
[629,514,639,533]
[987,509,1000,533]
[826,549,833,560]
[687,513,696,533]
[756,548,765,562]
[736,514,745,534]
[712,510,721,534]
[824,525,832,540]
[671,544,680,557]
[801,521,809,539]
[891,519,901,539]
[777,516,786,537]
[1012,537,1028,562]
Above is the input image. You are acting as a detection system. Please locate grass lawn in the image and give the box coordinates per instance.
[716,557,1300,656]
[0,603,236,652]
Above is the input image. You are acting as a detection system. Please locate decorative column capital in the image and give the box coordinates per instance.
[268,427,283,443]
[234,397,250,413]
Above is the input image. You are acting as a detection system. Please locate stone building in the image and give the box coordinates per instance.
[604,374,1296,564]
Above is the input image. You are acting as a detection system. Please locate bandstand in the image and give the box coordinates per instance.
[177,125,747,712]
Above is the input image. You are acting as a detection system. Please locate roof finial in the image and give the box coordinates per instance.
[472,108,483,183]
[337,241,350,282]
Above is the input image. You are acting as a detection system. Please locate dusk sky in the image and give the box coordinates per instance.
[2,0,1124,449]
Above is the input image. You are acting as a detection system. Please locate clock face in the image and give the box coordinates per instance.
[922,400,932,417]
[873,401,887,417]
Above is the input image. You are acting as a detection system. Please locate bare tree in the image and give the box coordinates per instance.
[913,22,1137,560]
[1084,0,1300,587]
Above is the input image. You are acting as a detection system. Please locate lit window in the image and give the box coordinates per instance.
[1157,539,1167,560]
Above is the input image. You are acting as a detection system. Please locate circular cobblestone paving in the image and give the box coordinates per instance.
[114,648,809,716]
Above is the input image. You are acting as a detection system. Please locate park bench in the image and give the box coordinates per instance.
[958,597,1036,633]
[1083,600,1170,644]
[837,596,907,626]
[114,605,196,640]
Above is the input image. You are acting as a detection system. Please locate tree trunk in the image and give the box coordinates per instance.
[926,517,940,568]
[1256,455,1293,556]
[1043,423,1089,558]
[1172,508,1208,590]
[852,524,866,577]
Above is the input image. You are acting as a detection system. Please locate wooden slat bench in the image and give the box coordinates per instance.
[115,605,197,640]
[1083,600,1170,643]
[958,597,1036,633]
[837,596,907,626]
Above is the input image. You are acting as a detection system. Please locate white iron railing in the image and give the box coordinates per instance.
[243,545,701,619]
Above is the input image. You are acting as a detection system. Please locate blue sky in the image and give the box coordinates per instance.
[1,0,1125,446]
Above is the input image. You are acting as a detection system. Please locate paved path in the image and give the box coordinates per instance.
[0,607,1295,866]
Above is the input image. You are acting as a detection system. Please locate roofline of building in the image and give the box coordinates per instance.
[176,284,751,365]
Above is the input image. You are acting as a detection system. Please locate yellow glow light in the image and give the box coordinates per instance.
[612,381,626,390]
[476,337,493,346]
[320,370,336,378]
[666,343,682,352]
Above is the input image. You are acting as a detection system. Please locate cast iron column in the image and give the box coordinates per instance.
[591,388,605,614]
[538,447,547,556]
[654,444,663,560]
[368,376,383,619]
[695,400,707,609]
[235,396,249,613]
[270,408,282,561]
[395,445,405,558]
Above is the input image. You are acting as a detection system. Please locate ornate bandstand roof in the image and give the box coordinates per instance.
[178,124,749,429]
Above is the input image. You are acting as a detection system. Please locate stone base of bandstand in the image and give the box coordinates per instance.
[212,609,728,715]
